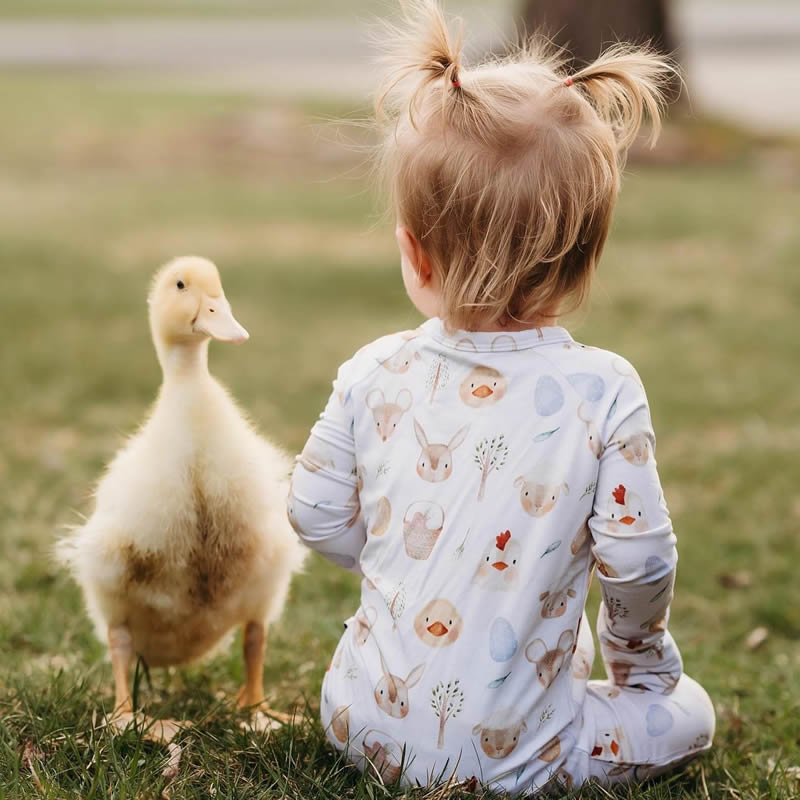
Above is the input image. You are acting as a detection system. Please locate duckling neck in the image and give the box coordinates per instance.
[158,339,211,383]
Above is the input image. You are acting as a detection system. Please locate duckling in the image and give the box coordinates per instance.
[57,256,306,739]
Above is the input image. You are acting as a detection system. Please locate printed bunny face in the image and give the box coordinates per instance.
[473,530,522,591]
[617,432,651,465]
[414,419,469,482]
[525,629,575,688]
[514,475,569,517]
[472,709,527,759]
[381,343,421,374]
[414,598,462,647]
[539,586,577,618]
[607,484,648,532]
[374,653,425,719]
[366,388,412,442]
[459,366,508,408]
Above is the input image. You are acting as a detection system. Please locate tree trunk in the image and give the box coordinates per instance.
[437,712,447,749]
[519,0,676,69]
[478,466,489,502]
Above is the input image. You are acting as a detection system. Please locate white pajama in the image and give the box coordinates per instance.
[289,319,714,794]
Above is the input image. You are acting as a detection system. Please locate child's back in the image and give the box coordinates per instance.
[289,1,714,792]
[291,321,709,791]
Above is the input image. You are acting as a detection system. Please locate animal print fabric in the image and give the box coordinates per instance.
[289,319,714,793]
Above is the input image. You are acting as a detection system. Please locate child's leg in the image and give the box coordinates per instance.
[565,674,715,787]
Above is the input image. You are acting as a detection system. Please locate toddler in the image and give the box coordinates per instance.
[289,1,714,793]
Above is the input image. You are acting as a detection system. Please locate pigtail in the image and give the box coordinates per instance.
[564,45,676,151]
[376,0,464,126]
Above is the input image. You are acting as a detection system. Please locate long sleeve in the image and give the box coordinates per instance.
[288,359,366,575]
[589,361,683,694]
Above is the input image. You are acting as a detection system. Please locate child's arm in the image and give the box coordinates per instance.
[590,360,683,693]
[288,359,366,575]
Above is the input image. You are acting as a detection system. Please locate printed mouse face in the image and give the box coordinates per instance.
[459,366,508,408]
[413,598,463,647]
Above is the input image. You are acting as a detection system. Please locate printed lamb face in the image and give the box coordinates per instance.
[514,474,569,517]
[472,709,527,759]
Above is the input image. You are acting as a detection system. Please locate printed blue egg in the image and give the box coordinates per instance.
[646,704,674,736]
[489,617,518,662]
[645,556,671,583]
[567,373,606,402]
[535,376,564,416]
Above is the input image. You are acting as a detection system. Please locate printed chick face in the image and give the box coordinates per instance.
[459,366,508,408]
[473,530,521,591]
[607,484,648,532]
[413,598,463,647]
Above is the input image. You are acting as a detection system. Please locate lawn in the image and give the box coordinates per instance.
[0,71,799,799]
[0,0,512,19]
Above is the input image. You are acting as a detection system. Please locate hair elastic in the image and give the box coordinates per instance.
[564,77,575,87]
[451,75,462,89]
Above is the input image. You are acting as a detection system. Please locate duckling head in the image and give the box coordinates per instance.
[148,257,249,362]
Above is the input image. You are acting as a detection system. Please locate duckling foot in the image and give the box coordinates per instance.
[239,710,284,733]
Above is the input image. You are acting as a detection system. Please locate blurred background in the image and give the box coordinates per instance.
[0,1,798,797]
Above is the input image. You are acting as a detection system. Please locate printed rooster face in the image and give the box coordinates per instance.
[607,484,648,532]
[591,727,626,762]
[473,530,522,591]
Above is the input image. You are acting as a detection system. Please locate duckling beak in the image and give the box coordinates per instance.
[193,295,249,343]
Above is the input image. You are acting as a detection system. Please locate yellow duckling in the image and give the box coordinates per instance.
[57,256,306,738]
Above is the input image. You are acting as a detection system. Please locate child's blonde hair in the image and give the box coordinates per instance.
[377,0,676,329]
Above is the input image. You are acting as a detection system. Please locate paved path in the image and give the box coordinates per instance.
[0,2,798,133]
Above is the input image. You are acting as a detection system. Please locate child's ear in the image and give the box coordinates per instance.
[396,225,433,285]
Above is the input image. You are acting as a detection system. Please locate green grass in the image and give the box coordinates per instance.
[0,70,799,799]
[0,0,512,19]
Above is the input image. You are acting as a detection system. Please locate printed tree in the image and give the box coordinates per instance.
[431,679,464,749]
[474,435,509,501]
[425,353,450,404]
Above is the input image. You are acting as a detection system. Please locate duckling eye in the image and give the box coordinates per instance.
[176,280,185,290]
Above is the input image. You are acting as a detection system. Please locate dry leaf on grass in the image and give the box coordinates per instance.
[745,626,769,650]
[767,759,800,782]
[718,571,753,589]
